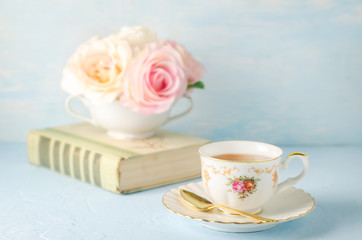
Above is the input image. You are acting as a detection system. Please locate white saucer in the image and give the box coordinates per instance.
[162,181,315,232]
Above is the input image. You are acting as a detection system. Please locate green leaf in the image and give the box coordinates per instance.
[187,81,205,90]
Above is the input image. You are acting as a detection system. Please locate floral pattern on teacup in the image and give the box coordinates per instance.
[202,168,211,187]
[201,162,240,188]
[248,164,279,189]
[272,170,278,189]
[226,176,260,199]
[203,164,239,176]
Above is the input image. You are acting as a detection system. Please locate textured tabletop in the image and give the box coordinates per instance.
[0,143,361,240]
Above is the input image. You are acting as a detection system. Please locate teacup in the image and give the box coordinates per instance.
[199,141,308,213]
[65,95,193,139]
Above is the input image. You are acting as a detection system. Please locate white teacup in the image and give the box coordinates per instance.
[199,141,308,213]
[65,95,193,139]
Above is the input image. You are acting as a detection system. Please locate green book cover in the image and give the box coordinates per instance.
[27,122,210,193]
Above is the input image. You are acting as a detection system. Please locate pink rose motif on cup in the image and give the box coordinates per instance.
[231,180,244,193]
[227,176,260,200]
[121,42,202,115]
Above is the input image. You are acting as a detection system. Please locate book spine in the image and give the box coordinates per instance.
[27,131,122,194]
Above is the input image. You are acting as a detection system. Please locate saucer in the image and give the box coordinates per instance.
[162,181,315,232]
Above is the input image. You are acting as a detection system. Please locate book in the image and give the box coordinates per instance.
[27,122,210,194]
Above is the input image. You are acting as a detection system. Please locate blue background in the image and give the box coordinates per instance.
[1,2,362,239]
[1,0,362,145]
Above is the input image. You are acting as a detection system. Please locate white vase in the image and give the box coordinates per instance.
[65,95,193,139]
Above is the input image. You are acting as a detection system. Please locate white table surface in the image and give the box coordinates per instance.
[0,143,361,240]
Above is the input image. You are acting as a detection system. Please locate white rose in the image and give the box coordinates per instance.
[115,26,158,53]
[61,35,132,102]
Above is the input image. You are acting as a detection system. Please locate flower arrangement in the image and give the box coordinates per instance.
[61,26,205,115]
[226,176,260,199]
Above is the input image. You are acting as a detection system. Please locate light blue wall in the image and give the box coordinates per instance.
[1,0,361,145]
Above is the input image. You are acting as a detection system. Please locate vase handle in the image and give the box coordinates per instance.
[65,95,97,125]
[164,95,193,125]
[276,152,309,193]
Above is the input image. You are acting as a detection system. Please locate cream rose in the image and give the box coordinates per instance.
[61,35,132,102]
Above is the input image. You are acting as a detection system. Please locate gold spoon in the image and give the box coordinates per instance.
[179,188,277,223]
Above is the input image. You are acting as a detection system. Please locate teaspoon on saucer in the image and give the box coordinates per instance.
[179,188,277,224]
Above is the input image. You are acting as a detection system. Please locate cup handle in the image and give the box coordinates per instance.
[65,95,97,125]
[276,152,309,192]
[164,95,193,125]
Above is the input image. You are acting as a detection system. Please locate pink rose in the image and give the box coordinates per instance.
[231,180,244,193]
[121,42,188,115]
[164,40,205,85]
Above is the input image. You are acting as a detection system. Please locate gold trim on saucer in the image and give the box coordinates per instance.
[217,208,262,215]
[162,187,316,225]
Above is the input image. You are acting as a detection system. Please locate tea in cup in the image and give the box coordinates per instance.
[199,141,308,213]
